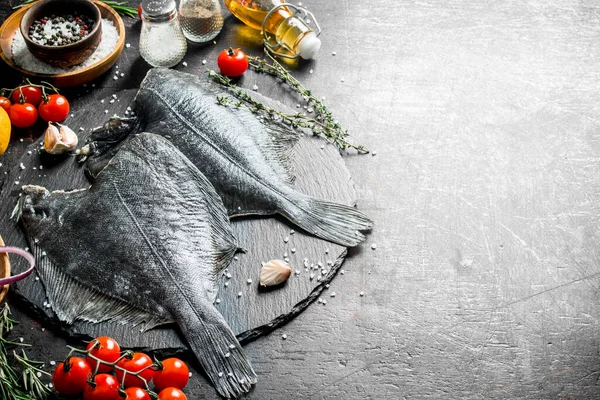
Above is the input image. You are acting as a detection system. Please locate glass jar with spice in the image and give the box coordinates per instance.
[139,0,187,68]
[178,0,224,43]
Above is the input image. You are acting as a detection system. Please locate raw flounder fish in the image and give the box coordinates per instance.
[19,133,256,399]
[87,68,373,247]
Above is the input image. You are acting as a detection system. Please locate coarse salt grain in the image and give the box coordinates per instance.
[12,20,119,74]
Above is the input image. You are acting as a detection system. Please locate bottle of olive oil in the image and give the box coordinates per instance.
[224,0,321,59]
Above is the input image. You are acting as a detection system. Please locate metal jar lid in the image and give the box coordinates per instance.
[142,0,178,22]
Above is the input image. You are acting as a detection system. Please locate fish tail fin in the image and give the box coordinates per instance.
[177,306,257,399]
[281,194,374,247]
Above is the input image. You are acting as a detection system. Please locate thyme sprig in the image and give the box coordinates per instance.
[209,53,368,154]
[14,0,139,18]
[1,303,51,400]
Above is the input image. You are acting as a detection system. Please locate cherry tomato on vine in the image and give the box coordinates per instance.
[52,357,92,396]
[86,336,121,373]
[9,103,38,128]
[123,387,151,400]
[153,358,189,392]
[217,48,249,77]
[83,374,120,400]
[11,85,43,106]
[38,93,70,122]
[158,387,187,400]
[116,352,155,388]
[0,97,11,113]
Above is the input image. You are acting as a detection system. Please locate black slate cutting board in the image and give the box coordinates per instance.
[0,87,358,352]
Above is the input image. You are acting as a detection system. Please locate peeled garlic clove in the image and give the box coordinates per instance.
[260,259,292,287]
[44,122,78,155]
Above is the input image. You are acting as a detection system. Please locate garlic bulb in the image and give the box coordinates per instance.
[44,122,78,155]
[259,259,292,287]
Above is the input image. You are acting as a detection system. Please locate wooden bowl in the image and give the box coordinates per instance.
[0,236,10,304]
[0,1,125,88]
[20,0,102,68]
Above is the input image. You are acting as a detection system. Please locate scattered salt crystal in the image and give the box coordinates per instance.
[229,344,236,349]
[310,273,314,280]
[189,372,192,378]
[330,292,336,297]
[14,181,19,185]
[320,145,325,150]
[224,282,229,287]
[372,151,377,156]
[282,334,287,340]
[218,372,224,377]
[105,110,109,114]
[340,269,345,275]
[19,163,25,170]
[39,165,43,170]
[325,284,330,289]
[332,51,337,56]
[50,361,56,366]
[226,272,232,279]
[296,104,301,108]
[20,138,23,142]
[291,248,296,253]
[318,298,323,303]
[371,243,377,250]
[112,94,117,99]
[247,279,252,284]
[113,75,118,80]
[309,69,314,74]
[120,73,124,77]
[290,229,295,234]
[182,61,188,67]
[126,43,131,48]
[100,99,105,103]
[252,84,259,91]
[237,292,242,297]
[215,298,221,304]
[202,59,207,65]
[284,237,289,243]
[19,337,24,343]
[295,270,300,275]
[340,78,345,82]
[360,292,364,296]
[109,99,115,104]
[225,352,230,358]
[323,300,327,305]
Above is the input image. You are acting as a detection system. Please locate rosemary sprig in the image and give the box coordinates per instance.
[14,0,138,19]
[0,303,51,400]
[209,54,368,154]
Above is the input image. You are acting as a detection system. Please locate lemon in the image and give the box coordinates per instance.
[0,107,10,156]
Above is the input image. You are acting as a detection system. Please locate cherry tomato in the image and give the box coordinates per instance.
[217,48,248,77]
[123,387,151,400]
[83,374,120,400]
[38,93,70,122]
[116,352,155,388]
[52,357,92,396]
[0,97,10,113]
[9,103,38,128]
[86,336,121,373]
[11,85,43,106]
[153,358,189,392]
[158,388,187,400]
[138,4,142,20]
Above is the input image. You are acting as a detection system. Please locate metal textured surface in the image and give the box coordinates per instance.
[2,0,600,398]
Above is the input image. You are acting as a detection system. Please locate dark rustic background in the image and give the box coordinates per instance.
[2,0,600,399]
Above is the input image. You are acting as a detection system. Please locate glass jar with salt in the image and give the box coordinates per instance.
[139,0,187,68]
[178,0,223,43]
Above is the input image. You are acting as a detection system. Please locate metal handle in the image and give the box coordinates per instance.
[261,3,322,59]
[0,246,35,286]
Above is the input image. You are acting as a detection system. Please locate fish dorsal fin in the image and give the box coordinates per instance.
[223,102,300,187]
[31,242,173,331]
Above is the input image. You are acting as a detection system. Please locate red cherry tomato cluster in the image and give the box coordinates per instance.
[1,82,70,128]
[52,336,190,400]
[217,48,249,77]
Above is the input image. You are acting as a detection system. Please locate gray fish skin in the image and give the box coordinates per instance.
[127,68,373,247]
[19,133,256,399]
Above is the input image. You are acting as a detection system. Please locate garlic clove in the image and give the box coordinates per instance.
[259,259,292,287]
[44,122,78,155]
